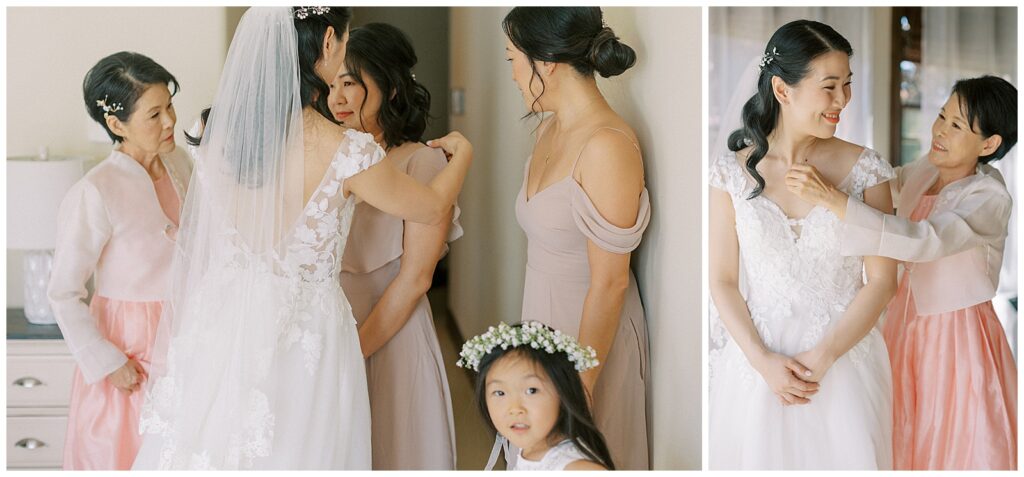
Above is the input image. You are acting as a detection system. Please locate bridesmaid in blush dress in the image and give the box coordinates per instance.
[48,52,190,470]
[504,8,651,469]
[331,23,459,470]
[788,75,1018,470]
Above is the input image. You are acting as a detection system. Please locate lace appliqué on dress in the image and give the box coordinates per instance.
[138,129,385,469]
[709,149,894,393]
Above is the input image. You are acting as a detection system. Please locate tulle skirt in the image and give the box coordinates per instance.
[884,276,1018,470]
[709,330,893,470]
[63,296,162,470]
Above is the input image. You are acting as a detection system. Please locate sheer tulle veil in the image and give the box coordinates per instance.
[135,7,310,468]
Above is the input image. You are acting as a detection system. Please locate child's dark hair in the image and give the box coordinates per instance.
[474,324,615,470]
[950,75,1017,164]
[82,51,180,143]
[502,7,635,117]
[343,22,431,149]
[186,6,353,147]
[727,20,853,199]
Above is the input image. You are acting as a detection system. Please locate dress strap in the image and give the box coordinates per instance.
[485,435,515,470]
[571,126,640,175]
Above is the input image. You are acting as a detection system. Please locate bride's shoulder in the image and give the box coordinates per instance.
[330,127,385,179]
[826,138,893,189]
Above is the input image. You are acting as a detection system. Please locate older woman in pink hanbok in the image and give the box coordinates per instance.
[788,75,1017,470]
[48,52,191,470]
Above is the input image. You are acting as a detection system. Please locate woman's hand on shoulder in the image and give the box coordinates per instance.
[426,131,472,162]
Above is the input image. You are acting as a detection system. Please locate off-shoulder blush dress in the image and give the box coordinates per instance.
[514,128,651,470]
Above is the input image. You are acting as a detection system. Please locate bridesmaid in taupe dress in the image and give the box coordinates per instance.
[331,24,459,470]
[504,8,651,470]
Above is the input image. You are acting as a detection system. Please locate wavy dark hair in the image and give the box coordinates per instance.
[950,75,1018,164]
[187,6,353,147]
[727,19,853,199]
[474,323,615,470]
[342,22,431,149]
[83,51,180,143]
[502,7,635,116]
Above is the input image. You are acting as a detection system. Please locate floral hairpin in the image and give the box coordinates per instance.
[294,6,330,20]
[456,321,599,373]
[759,46,780,71]
[95,95,124,118]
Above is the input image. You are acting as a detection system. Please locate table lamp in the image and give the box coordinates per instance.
[7,155,86,324]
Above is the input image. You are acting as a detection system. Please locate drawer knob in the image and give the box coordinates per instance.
[15,438,46,450]
[12,377,44,388]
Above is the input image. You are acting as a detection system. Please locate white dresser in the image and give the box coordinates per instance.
[7,309,74,470]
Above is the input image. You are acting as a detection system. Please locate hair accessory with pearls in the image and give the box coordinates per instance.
[759,46,780,71]
[294,6,330,20]
[95,95,124,118]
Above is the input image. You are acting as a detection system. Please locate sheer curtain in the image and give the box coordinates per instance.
[919,7,1018,356]
[709,7,876,160]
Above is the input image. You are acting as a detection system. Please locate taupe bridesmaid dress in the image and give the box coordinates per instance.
[514,127,651,470]
[340,144,462,470]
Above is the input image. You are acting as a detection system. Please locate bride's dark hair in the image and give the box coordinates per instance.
[473,323,615,470]
[187,6,353,147]
[727,19,852,199]
[294,6,353,121]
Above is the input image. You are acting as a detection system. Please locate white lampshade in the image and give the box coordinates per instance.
[7,156,86,250]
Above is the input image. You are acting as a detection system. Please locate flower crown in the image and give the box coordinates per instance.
[294,6,330,20]
[457,321,599,373]
[95,95,124,118]
[759,46,780,71]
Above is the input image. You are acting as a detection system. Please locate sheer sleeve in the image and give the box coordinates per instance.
[47,179,127,383]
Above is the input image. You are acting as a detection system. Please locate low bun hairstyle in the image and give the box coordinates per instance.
[502,7,635,114]
[343,23,431,149]
[587,26,635,78]
[727,19,853,199]
[82,51,180,143]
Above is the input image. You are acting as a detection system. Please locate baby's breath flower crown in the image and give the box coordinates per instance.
[456,321,599,373]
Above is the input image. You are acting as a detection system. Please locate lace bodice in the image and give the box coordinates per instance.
[284,129,385,282]
[709,149,895,354]
[137,129,384,469]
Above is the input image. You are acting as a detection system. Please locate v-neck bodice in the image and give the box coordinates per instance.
[709,147,895,351]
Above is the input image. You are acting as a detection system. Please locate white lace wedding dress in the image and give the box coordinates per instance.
[132,129,381,469]
[708,148,894,470]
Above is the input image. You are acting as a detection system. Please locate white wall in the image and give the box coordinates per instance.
[448,7,702,470]
[447,7,531,335]
[6,7,231,306]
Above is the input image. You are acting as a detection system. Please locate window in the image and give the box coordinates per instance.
[892,7,923,166]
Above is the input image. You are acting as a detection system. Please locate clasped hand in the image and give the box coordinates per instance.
[752,347,835,406]
[107,358,147,394]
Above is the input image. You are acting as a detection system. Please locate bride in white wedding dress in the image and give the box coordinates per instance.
[131,7,471,469]
[708,20,896,470]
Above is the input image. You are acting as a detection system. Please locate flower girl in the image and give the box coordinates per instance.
[457,321,614,470]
